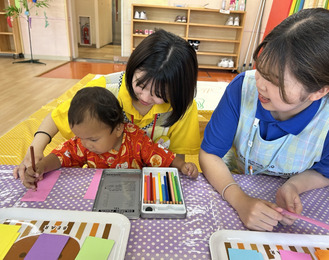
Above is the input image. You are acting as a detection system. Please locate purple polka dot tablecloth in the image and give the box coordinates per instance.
[1,165,328,259]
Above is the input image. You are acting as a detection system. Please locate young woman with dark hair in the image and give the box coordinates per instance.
[200,8,329,231]
[15,29,200,180]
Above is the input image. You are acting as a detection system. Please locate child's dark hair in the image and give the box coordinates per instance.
[68,87,124,132]
[125,29,198,127]
[253,8,329,103]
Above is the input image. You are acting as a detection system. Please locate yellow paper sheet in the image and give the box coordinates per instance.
[0,224,21,259]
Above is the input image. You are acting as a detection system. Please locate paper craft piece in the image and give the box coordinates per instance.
[75,236,115,260]
[0,224,20,259]
[279,249,312,260]
[315,249,329,260]
[24,233,69,260]
[228,248,264,260]
[21,170,61,202]
[281,209,329,230]
[84,169,103,199]
[195,81,228,110]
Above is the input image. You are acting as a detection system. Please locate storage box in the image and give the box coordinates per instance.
[92,167,186,219]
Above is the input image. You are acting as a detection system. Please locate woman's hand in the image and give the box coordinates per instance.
[234,194,283,231]
[275,170,329,225]
[276,182,302,225]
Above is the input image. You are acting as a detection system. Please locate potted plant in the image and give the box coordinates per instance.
[5,0,51,64]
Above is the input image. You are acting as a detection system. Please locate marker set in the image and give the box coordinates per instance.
[141,168,186,218]
[143,171,183,205]
[93,167,186,219]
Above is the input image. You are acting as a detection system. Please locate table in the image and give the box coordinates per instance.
[1,165,328,259]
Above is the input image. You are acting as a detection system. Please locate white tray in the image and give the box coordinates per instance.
[0,207,130,260]
[209,230,329,260]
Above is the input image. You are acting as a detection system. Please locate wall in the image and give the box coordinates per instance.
[18,0,71,60]
[96,0,112,48]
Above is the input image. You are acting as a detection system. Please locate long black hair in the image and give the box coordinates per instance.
[126,29,198,127]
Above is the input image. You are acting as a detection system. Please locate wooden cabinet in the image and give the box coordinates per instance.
[0,0,23,57]
[131,4,245,70]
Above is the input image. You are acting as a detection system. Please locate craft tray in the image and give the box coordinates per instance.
[0,207,130,260]
[92,167,186,219]
[209,229,329,260]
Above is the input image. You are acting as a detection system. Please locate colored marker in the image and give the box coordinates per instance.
[164,175,170,204]
[154,175,159,204]
[168,171,175,204]
[30,146,37,189]
[152,175,156,204]
[150,172,153,203]
[171,172,178,203]
[158,172,163,204]
[165,172,172,203]
[174,175,182,204]
[161,175,166,203]
[147,175,151,203]
[144,175,147,203]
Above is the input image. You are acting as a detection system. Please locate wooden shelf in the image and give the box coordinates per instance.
[0,0,23,56]
[133,19,188,26]
[131,4,246,70]
[197,52,238,57]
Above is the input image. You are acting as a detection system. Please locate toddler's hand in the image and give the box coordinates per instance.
[13,150,44,180]
[181,162,199,178]
[23,161,46,190]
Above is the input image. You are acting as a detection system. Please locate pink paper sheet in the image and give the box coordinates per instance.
[21,170,61,202]
[83,169,103,199]
[279,249,312,260]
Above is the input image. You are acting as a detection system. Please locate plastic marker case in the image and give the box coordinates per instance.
[92,167,187,219]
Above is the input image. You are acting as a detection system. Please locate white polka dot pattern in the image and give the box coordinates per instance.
[1,165,328,259]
